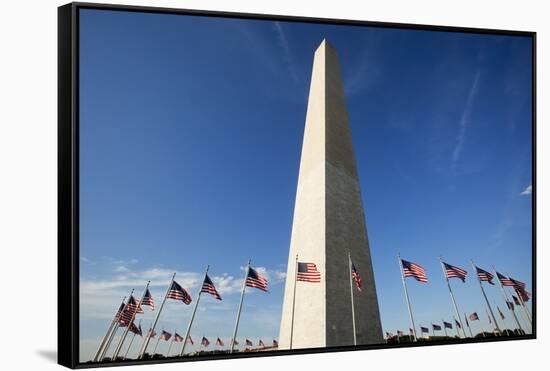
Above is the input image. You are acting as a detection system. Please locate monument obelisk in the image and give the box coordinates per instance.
[279,40,383,349]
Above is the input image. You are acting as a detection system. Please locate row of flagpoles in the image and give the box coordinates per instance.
[397,253,532,341]
[93,262,273,362]
[94,252,531,361]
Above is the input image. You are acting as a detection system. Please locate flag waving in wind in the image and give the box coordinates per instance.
[201,273,222,300]
[160,330,172,341]
[475,266,495,284]
[443,262,467,282]
[401,259,428,283]
[469,312,479,321]
[167,281,192,304]
[497,306,505,320]
[174,333,184,342]
[245,267,269,292]
[496,272,514,286]
[351,262,362,291]
[216,338,224,346]
[201,337,210,347]
[141,288,155,310]
[297,262,321,283]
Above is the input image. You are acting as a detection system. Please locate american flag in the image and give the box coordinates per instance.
[454,318,462,329]
[497,306,505,320]
[297,262,321,283]
[351,262,362,291]
[129,322,142,336]
[512,295,521,306]
[506,300,514,310]
[397,330,404,336]
[186,336,194,345]
[201,274,222,300]
[475,266,495,285]
[167,281,192,304]
[245,339,253,346]
[509,277,526,289]
[259,339,265,347]
[201,337,210,347]
[174,333,184,343]
[515,286,531,302]
[148,328,157,339]
[432,324,442,331]
[401,259,428,283]
[273,339,278,347]
[496,272,514,286]
[128,294,144,315]
[443,321,452,329]
[420,326,429,333]
[119,296,141,325]
[160,330,172,341]
[233,338,239,345]
[469,312,479,321]
[245,267,269,292]
[216,338,224,346]
[385,332,393,338]
[443,262,467,282]
[409,328,414,334]
[141,288,155,310]
[115,300,125,321]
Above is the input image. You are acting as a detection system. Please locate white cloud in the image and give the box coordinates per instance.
[451,71,481,172]
[273,21,298,83]
[520,184,532,196]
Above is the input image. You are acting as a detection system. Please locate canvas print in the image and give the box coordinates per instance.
[75,6,534,366]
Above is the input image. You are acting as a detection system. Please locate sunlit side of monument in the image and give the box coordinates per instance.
[279,39,383,349]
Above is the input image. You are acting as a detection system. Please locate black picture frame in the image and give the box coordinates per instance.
[58,2,536,369]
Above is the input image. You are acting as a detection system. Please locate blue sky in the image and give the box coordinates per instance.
[78,9,533,362]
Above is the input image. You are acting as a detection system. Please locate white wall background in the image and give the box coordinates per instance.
[0,0,546,369]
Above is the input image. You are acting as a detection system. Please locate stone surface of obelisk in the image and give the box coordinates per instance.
[278,40,383,349]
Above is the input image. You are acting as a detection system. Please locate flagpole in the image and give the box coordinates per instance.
[138,272,176,359]
[93,296,126,362]
[180,266,209,356]
[516,291,532,325]
[289,254,298,349]
[113,281,151,359]
[230,259,250,354]
[511,286,532,331]
[516,288,533,323]
[153,329,162,355]
[101,289,134,360]
[397,253,417,341]
[470,260,501,334]
[511,292,531,334]
[348,252,357,346]
[492,267,523,334]
[100,325,119,361]
[439,257,466,338]
[431,322,434,337]
[454,318,460,338]
[464,313,474,337]
[167,330,175,357]
[123,320,141,360]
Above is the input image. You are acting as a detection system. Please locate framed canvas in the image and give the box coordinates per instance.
[58,2,536,369]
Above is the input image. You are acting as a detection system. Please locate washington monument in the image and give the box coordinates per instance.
[279,40,383,349]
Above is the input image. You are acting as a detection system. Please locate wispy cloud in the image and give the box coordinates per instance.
[80,263,286,319]
[273,22,298,83]
[451,71,481,172]
[520,184,532,196]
